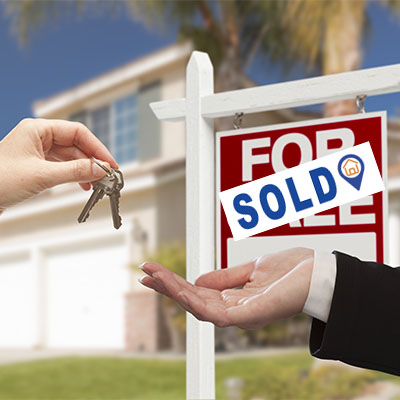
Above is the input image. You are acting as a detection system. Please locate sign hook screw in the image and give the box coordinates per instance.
[233,112,244,129]
[356,95,367,113]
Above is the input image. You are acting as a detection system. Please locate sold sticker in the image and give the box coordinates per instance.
[219,142,384,241]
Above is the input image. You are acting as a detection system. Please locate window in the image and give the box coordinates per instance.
[69,93,137,165]
[113,94,137,165]
[70,111,89,126]
[92,105,111,149]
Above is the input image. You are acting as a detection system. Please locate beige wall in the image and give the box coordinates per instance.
[156,175,186,248]
[160,65,186,160]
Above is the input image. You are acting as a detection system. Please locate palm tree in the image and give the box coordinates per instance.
[4,0,400,118]
[283,0,400,116]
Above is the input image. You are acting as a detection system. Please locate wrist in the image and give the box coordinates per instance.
[267,254,314,322]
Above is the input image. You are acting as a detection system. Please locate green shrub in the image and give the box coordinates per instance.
[240,309,311,348]
[148,241,186,278]
[242,363,375,400]
[310,365,375,399]
[148,241,186,328]
[145,241,187,351]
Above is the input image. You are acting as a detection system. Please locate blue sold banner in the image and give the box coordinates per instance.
[219,142,384,241]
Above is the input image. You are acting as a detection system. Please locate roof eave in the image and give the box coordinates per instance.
[33,41,193,118]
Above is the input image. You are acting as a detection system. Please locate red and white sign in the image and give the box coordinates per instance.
[216,112,388,269]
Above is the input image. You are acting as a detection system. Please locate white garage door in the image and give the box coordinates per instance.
[46,239,129,348]
[0,254,37,347]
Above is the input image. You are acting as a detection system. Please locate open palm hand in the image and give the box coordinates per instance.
[139,247,313,330]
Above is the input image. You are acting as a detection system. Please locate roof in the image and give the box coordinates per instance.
[33,41,193,117]
[343,159,358,168]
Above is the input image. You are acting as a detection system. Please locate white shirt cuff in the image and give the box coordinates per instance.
[302,250,337,323]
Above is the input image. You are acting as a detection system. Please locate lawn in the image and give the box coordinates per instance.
[0,350,396,399]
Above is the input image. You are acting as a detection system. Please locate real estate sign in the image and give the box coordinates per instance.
[216,112,388,269]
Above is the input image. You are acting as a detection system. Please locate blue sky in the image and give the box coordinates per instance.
[1,2,400,139]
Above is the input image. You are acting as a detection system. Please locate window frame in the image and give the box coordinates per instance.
[71,92,139,167]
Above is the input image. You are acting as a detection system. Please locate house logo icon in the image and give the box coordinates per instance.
[338,153,365,190]
[342,158,360,178]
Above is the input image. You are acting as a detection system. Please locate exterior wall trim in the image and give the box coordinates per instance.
[388,177,400,192]
[34,42,192,117]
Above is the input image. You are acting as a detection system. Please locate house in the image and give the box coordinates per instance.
[0,43,192,352]
[1,42,400,352]
[342,158,360,177]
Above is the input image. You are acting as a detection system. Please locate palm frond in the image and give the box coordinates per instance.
[4,0,58,45]
[3,0,122,45]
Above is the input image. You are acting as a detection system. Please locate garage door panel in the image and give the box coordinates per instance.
[47,241,129,348]
[0,256,37,347]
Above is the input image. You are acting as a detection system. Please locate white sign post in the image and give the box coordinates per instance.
[150,51,400,400]
[185,53,215,400]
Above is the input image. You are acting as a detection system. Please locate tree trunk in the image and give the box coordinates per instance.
[323,1,365,117]
[215,44,247,133]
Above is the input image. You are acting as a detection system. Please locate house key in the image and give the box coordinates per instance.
[109,169,124,229]
[77,158,124,229]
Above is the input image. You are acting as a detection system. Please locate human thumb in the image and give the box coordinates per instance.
[42,158,110,188]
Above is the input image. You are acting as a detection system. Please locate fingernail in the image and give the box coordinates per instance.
[138,262,146,270]
[92,162,106,178]
[138,277,145,284]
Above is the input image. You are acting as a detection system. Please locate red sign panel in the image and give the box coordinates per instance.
[216,112,387,269]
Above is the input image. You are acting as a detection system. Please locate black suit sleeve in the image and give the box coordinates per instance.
[309,251,400,376]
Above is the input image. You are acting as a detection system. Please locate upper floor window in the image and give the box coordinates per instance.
[114,94,137,165]
[70,111,89,126]
[92,105,111,149]
[71,93,137,165]
[70,80,160,165]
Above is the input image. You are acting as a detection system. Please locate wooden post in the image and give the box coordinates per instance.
[185,52,215,399]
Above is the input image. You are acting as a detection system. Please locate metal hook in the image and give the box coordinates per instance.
[356,95,367,114]
[233,112,244,129]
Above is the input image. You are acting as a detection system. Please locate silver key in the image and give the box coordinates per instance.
[78,171,121,226]
[109,191,122,229]
[78,184,106,223]
[109,170,124,229]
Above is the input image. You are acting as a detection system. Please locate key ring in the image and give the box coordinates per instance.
[91,157,112,175]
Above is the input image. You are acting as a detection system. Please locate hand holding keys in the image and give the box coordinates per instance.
[78,158,124,229]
